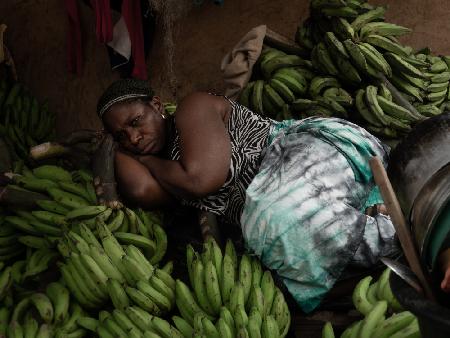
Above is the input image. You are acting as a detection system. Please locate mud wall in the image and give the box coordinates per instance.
[0,0,449,135]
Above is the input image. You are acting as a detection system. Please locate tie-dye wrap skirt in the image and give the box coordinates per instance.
[240,117,399,313]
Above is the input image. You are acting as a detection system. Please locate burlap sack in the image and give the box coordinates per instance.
[220,25,267,100]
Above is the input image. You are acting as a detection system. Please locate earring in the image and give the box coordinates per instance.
[161,112,168,120]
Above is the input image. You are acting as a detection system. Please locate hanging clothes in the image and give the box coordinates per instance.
[65,0,83,75]
[65,0,154,79]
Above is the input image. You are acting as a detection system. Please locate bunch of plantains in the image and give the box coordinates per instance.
[240,0,450,141]
[3,164,167,265]
[0,280,89,337]
[0,79,56,161]
[321,268,420,338]
[172,237,291,338]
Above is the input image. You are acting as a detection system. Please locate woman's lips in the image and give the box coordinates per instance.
[141,140,155,154]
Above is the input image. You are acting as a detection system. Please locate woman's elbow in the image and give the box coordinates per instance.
[182,175,222,200]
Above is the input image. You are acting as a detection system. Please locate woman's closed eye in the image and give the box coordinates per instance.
[130,115,143,127]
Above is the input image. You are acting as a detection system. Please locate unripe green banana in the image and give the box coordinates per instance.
[358,43,392,77]
[96,325,115,338]
[18,235,52,249]
[247,286,265,315]
[151,316,184,338]
[110,309,140,334]
[33,165,72,182]
[352,275,374,315]
[89,245,126,283]
[251,80,265,115]
[261,271,276,316]
[309,76,341,98]
[390,317,419,338]
[105,209,123,232]
[192,258,216,316]
[125,306,154,332]
[270,288,286,332]
[46,282,70,324]
[239,254,253,305]
[351,6,386,31]
[155,268,175,290]
[322,321,335,338]
[5,215,40,235]
[234,303,249,330]
[360,22,411,40]
[59,263,99,309]
[58,181,94,204]
[65,205,108,220]
[107,278,130,310]
[364,34,409,57]
[30,293,54,323]
[261,315,279,338]
[137,280,172,313]
[385,52,425,79]
[175,279,213,323]
[216,317,233,338]
[23,313,39,338]
[357,300,388,338]
[202,316,220,338]
[114,231,156,257]
[148,221,168,265]
[70,253,108,301]
[35,199,70,215]
[372,311,415,338]
[76,316,99,332]
[172,315,194,338]
[126,286,162,316]
[122,254,152,282]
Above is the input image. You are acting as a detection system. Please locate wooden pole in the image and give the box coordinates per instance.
[370,156,436,301]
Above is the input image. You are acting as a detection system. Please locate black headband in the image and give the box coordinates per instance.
[97,78,154,118]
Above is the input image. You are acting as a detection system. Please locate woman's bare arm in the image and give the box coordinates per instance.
[115,150,175,208]
[138,92,232,199]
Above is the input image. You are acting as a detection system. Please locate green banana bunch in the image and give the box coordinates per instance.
[163,102,177,115]
[0,79,55,162]
[5,284,86,338]
[57,219,175,316]
[176,238,291,336]
[0,265,12,301]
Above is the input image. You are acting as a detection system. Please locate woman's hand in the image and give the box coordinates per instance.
[365,204,388,216]
[114,150,175,208]
[439,248,450,293]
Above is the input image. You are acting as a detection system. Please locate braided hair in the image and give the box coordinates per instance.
[97,78,155,119]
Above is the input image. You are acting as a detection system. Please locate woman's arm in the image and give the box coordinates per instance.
[115,150,175,208]
[138,92,232,199]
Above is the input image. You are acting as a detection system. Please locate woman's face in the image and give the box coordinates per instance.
[103,97,167,155]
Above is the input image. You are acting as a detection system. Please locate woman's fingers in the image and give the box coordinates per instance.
[441,268,450,293]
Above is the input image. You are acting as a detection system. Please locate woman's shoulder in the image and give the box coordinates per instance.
[178,91,228,107]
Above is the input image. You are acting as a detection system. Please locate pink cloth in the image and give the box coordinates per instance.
[65,0,83,74]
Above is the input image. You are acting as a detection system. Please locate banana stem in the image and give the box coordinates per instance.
[58,129,102,146]
[92,133,122,209]
[29,142,70,161]
[377,73,422,119]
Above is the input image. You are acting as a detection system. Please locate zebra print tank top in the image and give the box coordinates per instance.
[168,95,273,225]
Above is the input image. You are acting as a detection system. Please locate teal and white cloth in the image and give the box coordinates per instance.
[241,117,399,313]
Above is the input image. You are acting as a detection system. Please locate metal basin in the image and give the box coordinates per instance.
[388,112,450,218]
[411,164,450,268]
